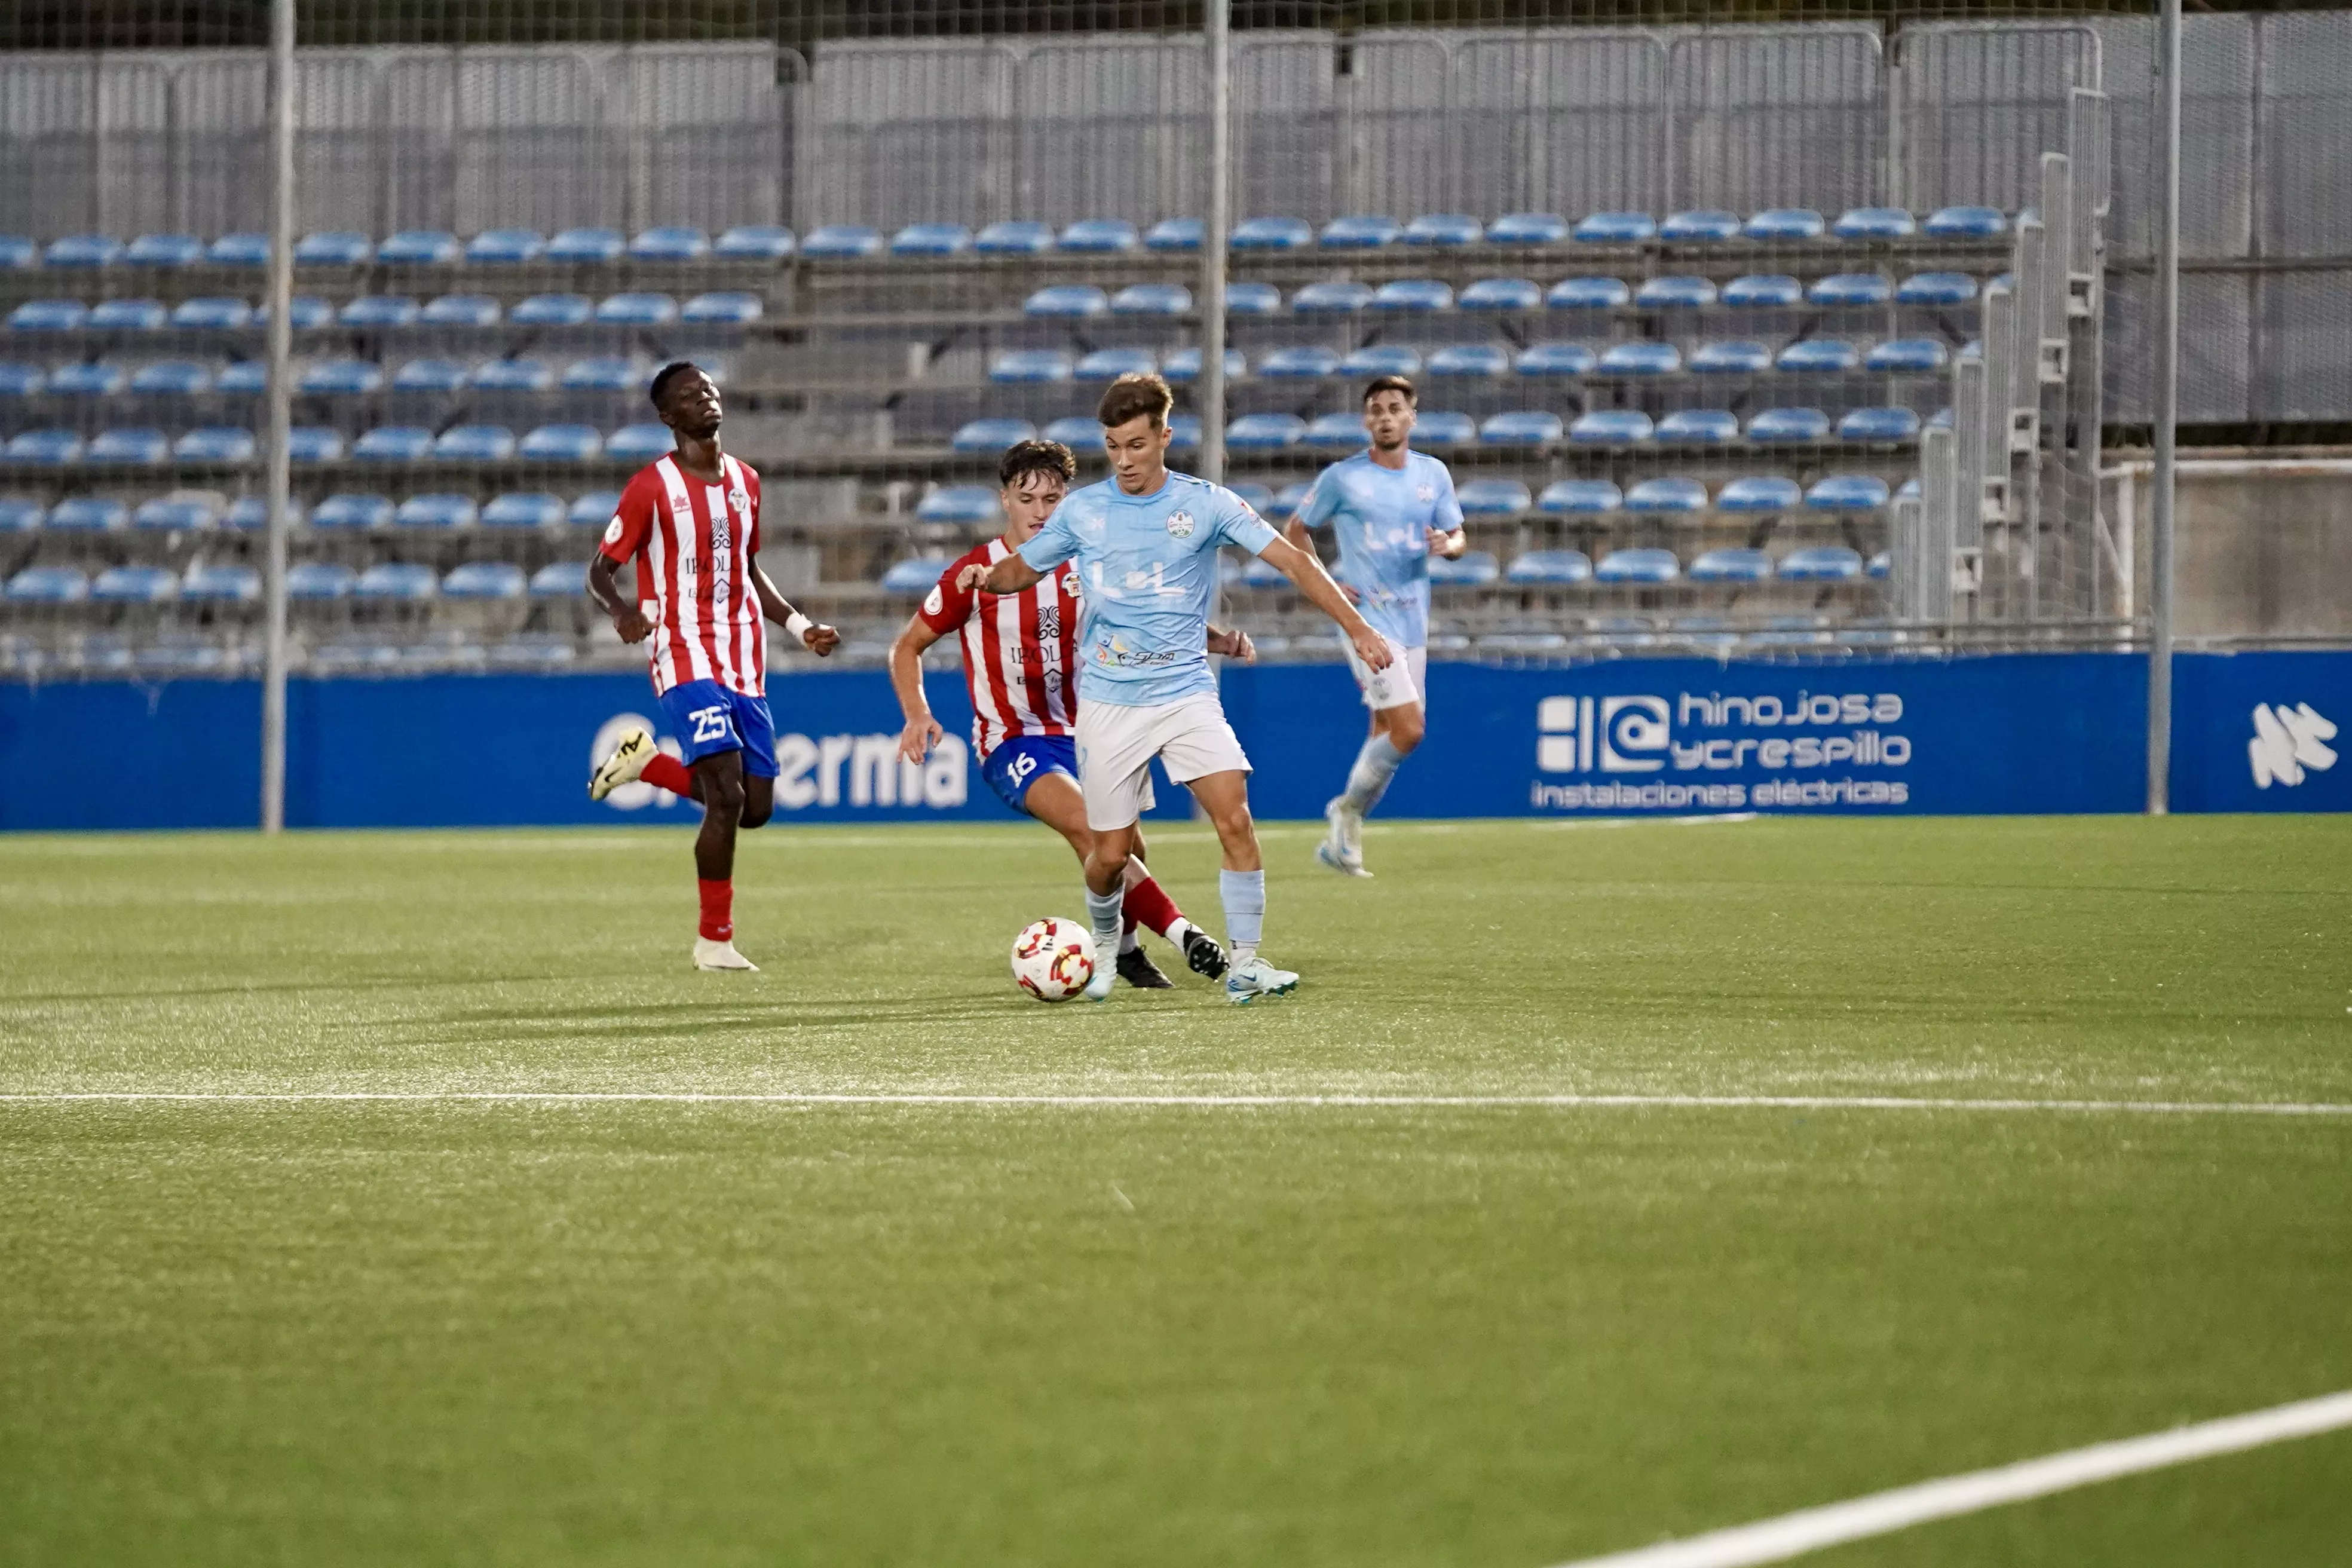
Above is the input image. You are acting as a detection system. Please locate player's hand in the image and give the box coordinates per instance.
[897,715,942,765]
[612,607,653,644]
[1430,528,1469,561]
[1350,625,1393,670]
[803,622,841,657]
[955,563,990,593]
[1337,580,1363,605]
[1208,627,1255,663]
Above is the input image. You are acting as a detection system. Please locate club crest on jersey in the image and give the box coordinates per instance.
[921,584,944,617]
[1165,509,1195,539]
[728,485,749,514]
[1416,483,1436,503]
[602,516,624,546]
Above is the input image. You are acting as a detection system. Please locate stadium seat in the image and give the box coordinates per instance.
[881,556,953,595]
[432,424,515,462]
[396,493,477,528]
[125,232,204,267]
[568,491,621,526]
[215,361,268,395]
[1548,275,1629,310]
[1232,216,1312,250]
[1405,213,1483,246]
[1808,273,1891,308]
[890,223,971,258]
[1748,407,1832,442]
[1490,212,1571,245]
[1321,215,1400,249]
[1042,416,1100,448]
[1506,549,1593,585]
[1837,406,1921,442]
[1058,219,1140,253]
[5,566,87,602]
[1636,275,1716,308]
[1293,280,1374,314]
[1595,547,1682,584]
[1690,339,1774,373]
[1659,209,1740,241]
[1928,406,1955,427]
[630,226,710,262]
[1229,482,1275,514]
[92,565,179,602]
[206,232,270,267]
[1570,409,1653,443]
[714,225,795,260]
[1024,284,1110,318]
[1869,552,1892,580]
[222,495,298,529]
[1897,271,1977,306]
[88,298,167,331]
[392,358,469,394]
[287,427,344,463]
[302,359,382,396]
[1777,339,1859,372]
[295,231,372,266]
[681,292,762,324]
[1161,347,1245,383]
[1716,475,1803,512]
[4,428,82,464]
[172,296,252,330]
[562,357,636,391]
[512,293,595,326]
[1866,338,1949,372]
[953,417,1036,452]
[1515,342,1595,376]
[1657,408,1740,443]
[1226,414,1306,451]
[422,293,502,327]
[1626,477,1709,513]
[379,229,460,265]
[1425,549,1499,584]
[1599,341,1680,375]
[1723,274,1803,308]
[1113,282,1190,316]
[975,220,1052,256]
[313,492,394,529]
[442,561,525,599]
[287,562,357,599]
[1305,412,1370,450]
[1144,218,1202,251]
[182,563,260,602]
[1226,281,1281,315]
[261,296,333,329]
[1480,411,1562,446]
[1924,204,2006,238]
[1456,479,1532,517]
[0,361,44,396]
[0,237,37,268]
[353,562,437,600]
[1745,208,1825,240]
[1428,343,1509,377]
[519,424,602,461]
[89,427,170,464]
[482,492,565,528]
[990,349,1074,384]
[1239,553,1287,590]
[596,292,677,325]
[44,234,123,268]
[9,299,88,332]
[1836,207,1916,240]
[1266,481,1312,520]
[50,361,126,396]
[1260,345,1340,379]
[0,498,40,530]
[917,485,998,523]
[798,224,882,261]
[47,497,130,530]
[1689,547,1777,583]
[174,427,256,463]
[1539,479,1621,514]
[1574,211,1656,243]
[458,228,541,265]
[1805,474,1891,512]
[1778,545,1865,581]
[1413,411,1478,445]
[546,227,624,264]
[471,358,553,392]
[1460,277,1542,311]
[1373,278,1452,311]
[1075,347,1156,381]
[1340,344,1419,377]
[354,425,434,462]
[527,561,585,599]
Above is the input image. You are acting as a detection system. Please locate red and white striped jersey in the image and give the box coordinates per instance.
[919,537,1080,760]
[599,452,767,697]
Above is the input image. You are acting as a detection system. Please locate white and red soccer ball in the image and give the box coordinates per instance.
[1010,917,1094,1002]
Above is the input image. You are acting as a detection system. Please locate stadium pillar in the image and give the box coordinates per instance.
[259,0,297,833]
[1199,0,1232,488]
[2147,0,2182,815]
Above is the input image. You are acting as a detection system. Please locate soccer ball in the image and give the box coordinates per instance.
[1010,917,1095,1002]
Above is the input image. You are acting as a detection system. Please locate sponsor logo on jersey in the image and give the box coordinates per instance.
[1165,509,1195,538]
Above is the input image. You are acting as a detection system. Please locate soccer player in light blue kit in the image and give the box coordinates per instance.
[1285,375,1468,878]
[963,373,1391,1003]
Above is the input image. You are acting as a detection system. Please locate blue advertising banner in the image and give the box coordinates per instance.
[2168,649,2351,813]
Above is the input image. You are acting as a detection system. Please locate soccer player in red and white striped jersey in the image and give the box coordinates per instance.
[887,439,1237,989]
[586,361,840,972]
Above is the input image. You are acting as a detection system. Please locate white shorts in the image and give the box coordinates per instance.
[1076,693,1251,831]
[1343,636,1427,711]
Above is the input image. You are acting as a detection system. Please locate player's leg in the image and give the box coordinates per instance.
[1184,768,1295,1004]
[1071,705,1159,1002]
[1321,639,1423,878]
[1025,772,1222,987]
[686,748,757,971]
[589,725,696,802]
[731,693,779,831]
[1120,825,1226,980]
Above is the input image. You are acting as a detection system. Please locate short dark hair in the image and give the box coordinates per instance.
[1363,375,1417,408]
[999,438,1077,490]
[1097,372,1174,430]
[649,360,700,409]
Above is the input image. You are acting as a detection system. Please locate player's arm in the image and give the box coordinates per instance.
[887,615,948,762]
[1206,621,1255,663]
[1284,478,1361,602]
[1256,535,1390,670]
[586,554,650,644]
[963,553,1045,596]
[749,556,840,656]
[1428,468,1469,559]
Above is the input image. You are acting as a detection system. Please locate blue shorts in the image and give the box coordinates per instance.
[657,680,777,779]
[982,734,1077,814]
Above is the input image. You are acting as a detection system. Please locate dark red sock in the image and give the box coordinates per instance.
[697,878,733,942]
[641,752,694,797]
[1121,874,1183,940]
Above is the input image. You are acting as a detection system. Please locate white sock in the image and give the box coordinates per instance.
[1086,887,1124,957]
[1166,916,1196,947]
[1220,868,1264,969]
[1119,926,1140,954]
[1340,735,1407,816]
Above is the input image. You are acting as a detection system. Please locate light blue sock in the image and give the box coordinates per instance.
[1086,887,1125,955]
[1219,868,1266,964]
[1340,734,1408,815]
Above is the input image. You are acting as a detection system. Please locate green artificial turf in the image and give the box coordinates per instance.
[1,816,2347,1565]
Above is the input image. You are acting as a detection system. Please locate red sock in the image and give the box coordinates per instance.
[697,878,733,942]
[641,752,694,797]
[1121,874,1183,941]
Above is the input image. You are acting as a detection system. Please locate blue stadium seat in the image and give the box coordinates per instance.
[130,360,213,400]
[125,232,204,267]
[1112,282,1190,315]
[422,293,502,327]
[1547,275,1629,310]
[1657,408,1740,443]
[1075,347,1156,381]
[1428,343,1509,376]
[1570,409,1653,443]
[1778,545,1865,581]
[222,495,299,529]
[881,556,954,595]
[354,425,434,462]
[1506,549,1593,585]
[1599,341,1680,375]
[380,229,460,265]
[1869,552,1892,580]
[917,485,998,523]
[442,561,525,599]
[1321,214,1400,249]
[206,232,270,267]
[975,220,1052,256]
[1865,337,1949,372]
[295,231,372,266]
[1460,277,1542,311]
[482,492,565,528]
[567,491,621,526]
[1480,411,1562,445]
[1374,278,1453,311]
[1226,281,1281,315]
[1042,416,1100,448]
[45,234,123,268]
[1717,475,1803,512]
[433,424,514,462]
[50,361,126,396]
[1777,339,1859,372]
[1515,342,1595,376]
[596,293,676,325]
[681,291,762,324]
[333,295,414,329]
[1837,406,1921,442]
[0,236,38,268]
[1897,271,1977,306]
[546,227,624,264]
[953,416,1035,452]
[1659,209,1740,241]
[527,561,584,599]
[1426,549,1499,584]
[1805,474,1891,512]
[1809,272,1891,307]
[519,424,602,461]
[171,296,252,330]
[459,228,541,265]
[1928,406,1954,427]
[353,562,437,600]
[261,296,333,329]
[1490,212,1571,244]
[1404,213,1483,246]
[88,298,167,332]
[1626,477,1709,513]
[1723,274,1803,308]
[1539,479,1621,514]
[92,565,179,603]
[392,358,469,394]
[890,223,971,258]
[1161,347,1245,383]
[4,428,82,465]
[1232,216,1313,250]
[1059,219,1140,253]
[1226,414,1306,451]
[714,225,795,260]
[1456,479,1532,517]
[47,497,129,530]
[302,359,382,396]
[313,493,394,529]
[1924,205,2006,238]
[1836,207,1916,240]
[1293,280,1374,314]
[1636,275,1717,308]
[1239,553,1287,590]
[1305,412,1369,450]
[1415,411,1478,444]
[1689,547,1776,583]
[10,299,88,332]
[182,563,260,602]
[471,358,553,392]
[562,357,636,391]
[1266,481,1312,520]
[1745,208,1824,240]
[216,361,269,394]
[1260,345,1340,379]
[990,349,1074,384]
[1024,284,1110,318]
[0,498,40,530]
[513,293,595,326]
[1145,218,1202,252]
[1595,547,1682,584]
[174,427,255,463]
[794,224,880,261]
[1339,343,1419,377]
[287,562,357,599]
[7,566,87,602]
[89,427,170,464]
[0,362,44,396]
[396,493,477,528]
[1574,211,1656,243]
[1690,339,1774,373]
[1748,407,1832,442]
[630,226,710,262]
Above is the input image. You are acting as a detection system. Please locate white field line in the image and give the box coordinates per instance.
[1,1091,2348,1114]
[1546,1389,2352,1568]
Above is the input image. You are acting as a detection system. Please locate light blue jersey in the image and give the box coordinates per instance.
[1294,449,1463,648]
[1018,470,1278,708]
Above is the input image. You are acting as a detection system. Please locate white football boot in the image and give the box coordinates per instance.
[693,937,759,972]
[1223,955,1299,1004]
[1081,941,1117,1002]
[1315,797,1373,878]
[589,726,657,802]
